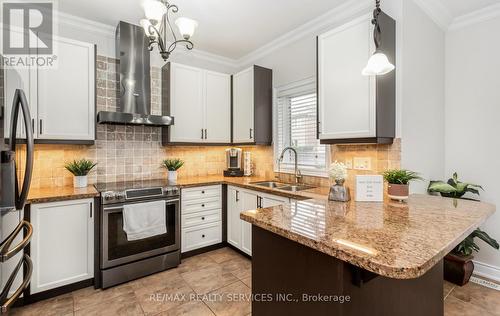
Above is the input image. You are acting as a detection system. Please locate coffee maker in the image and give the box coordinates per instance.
[223,148,244,177]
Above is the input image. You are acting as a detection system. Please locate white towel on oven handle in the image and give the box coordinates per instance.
[122,200,166,241]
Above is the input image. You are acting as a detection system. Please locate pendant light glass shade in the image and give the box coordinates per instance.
[175,17,198,40]
[140,19,156,38]
[143,0,167,23]
[362,51,395,76]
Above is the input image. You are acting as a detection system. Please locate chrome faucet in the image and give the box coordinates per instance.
[279,147,302,184]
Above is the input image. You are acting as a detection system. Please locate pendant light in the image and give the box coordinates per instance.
[362,0,395,76]
[141,0,198,61]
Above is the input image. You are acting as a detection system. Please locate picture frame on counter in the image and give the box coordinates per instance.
[355,175,384,202]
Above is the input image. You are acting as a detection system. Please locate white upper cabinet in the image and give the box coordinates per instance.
[2,34,95,142]
[37,36,95,141]
[204,70,231,143]
[163,62,231,144]
[232,65,273,145]
[3,67,33,139]
[232,67,254,143]
[318,16,376,140]
[168,63,205,142]
[317,13,396,144]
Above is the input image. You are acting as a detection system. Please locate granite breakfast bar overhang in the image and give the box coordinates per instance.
[241,195,495,316]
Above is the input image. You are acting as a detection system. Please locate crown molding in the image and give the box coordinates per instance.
[449,3,500,31]
[412,0,454,30]
[56,11,116,39]
[171,46,238,68]
[235,0,373,68]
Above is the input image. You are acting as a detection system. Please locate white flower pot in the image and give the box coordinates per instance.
[73,176,88,188]
[168,171,178,182]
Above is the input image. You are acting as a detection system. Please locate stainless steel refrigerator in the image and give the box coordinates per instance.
[0,89,34,313]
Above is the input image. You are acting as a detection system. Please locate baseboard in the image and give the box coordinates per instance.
[473,260,500,283]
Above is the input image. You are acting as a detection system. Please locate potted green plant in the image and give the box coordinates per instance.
[382,169,422,201]
[445,229,499,286]
[428,172,483,199]
[64,159,97,188]
[428,172,499,285]
[161,158,184,182]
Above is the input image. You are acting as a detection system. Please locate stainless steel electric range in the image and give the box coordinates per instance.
[95,180,180,289]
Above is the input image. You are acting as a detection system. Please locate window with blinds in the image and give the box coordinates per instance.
[274,80,328,176]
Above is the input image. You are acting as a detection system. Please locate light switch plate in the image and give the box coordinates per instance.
[355,175,384,202]
[353,157,372,170]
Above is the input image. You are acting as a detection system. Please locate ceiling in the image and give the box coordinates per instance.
[57,0,500,60]
[57,0,344,60]
[440,0,500,17]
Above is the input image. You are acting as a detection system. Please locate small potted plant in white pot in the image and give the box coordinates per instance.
[328,161,350,202]
[161,158,184,182]
[382,169,422,201]
[64,159,97,188]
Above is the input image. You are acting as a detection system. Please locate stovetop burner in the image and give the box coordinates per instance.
[95,179,180,205]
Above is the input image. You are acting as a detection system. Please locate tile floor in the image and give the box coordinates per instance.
[8,247,500,316]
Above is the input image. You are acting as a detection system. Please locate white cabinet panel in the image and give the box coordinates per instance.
[240,191,257,256]
[37,36,95,140]
[30,199,94,294]
[3,67,35,139]
[318,15,376,140]
[205,70,230,143]
[227,186,241,248]
[232,67,254,143]
[226,187,290,256]
[169,63,204,142]
[181,222,221,253]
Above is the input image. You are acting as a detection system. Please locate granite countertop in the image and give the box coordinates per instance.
[27,185,99,204]
[240,194,495,279]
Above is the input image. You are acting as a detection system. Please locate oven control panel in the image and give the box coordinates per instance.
[101,186,179,204]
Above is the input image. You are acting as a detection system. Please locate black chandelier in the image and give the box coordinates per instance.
[140,0,198,61]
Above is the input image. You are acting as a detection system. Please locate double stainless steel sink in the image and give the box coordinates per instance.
[250,181,315,192]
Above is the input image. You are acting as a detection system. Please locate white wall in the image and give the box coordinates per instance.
[400,0,445,193]
[446,16,500,279]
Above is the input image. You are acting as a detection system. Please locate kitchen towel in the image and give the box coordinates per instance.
[123,200,166,241]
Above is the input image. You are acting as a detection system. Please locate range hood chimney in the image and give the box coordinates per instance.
[97,21,173,127]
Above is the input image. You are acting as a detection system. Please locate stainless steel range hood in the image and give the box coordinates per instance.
[97,21,173,127]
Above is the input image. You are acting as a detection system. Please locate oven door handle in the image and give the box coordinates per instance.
[0,254,33,314]
[0,221,33,262]
[102,198,179,211]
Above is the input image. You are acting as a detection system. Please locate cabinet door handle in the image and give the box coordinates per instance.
[201,204,205,207]
[201,190,205,194]
[236,190,239,202]
[204,129,207,139]
[201,128,204,139]
[31,118,34,134]
[39,119,43,135]
[90,202,93,218]
[201,217,205,220]
[202,234,205,238]
[249,128,253,139]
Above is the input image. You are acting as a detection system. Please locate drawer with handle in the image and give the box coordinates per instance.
[182,196,221,214]
[182,209,221,228]
[181,185,221,202]
[181,222,221,253]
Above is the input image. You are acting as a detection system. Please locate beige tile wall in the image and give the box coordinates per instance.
[15,55,400,189]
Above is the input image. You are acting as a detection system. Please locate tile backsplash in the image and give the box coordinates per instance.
[15,55,401,189]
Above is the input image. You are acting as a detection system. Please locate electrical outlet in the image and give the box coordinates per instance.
[344,159,353,169]
[353,157,372,170]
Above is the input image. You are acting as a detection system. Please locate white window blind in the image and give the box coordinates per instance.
[274,79,328,176]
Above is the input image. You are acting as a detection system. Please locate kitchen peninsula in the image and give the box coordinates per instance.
[241,195,495,316]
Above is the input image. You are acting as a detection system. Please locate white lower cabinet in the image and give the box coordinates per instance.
[181,185,222,253]
[30,199,94,294]
[227,186,290,256]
